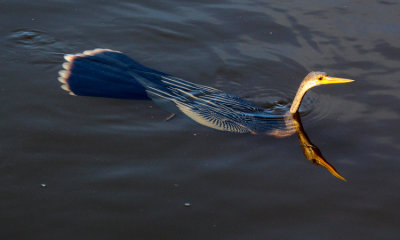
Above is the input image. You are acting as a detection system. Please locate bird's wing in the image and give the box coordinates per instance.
[142,75,290,134]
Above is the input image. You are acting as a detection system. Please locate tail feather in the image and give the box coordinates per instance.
[58,49,152,99]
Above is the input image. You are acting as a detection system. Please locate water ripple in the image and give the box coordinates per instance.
[222,81,337,124]
[8,29,56,48]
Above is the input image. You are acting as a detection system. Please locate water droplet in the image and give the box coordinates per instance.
[40,184,47,188]
[184,202,192,207]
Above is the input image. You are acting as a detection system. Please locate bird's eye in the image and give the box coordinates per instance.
[318,76,323,80]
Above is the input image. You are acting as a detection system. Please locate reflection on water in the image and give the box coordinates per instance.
[291,113,346,181]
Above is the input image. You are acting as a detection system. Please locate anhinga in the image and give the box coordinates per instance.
[58,49,354,180]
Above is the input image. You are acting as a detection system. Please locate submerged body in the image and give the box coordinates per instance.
[59,49,292,135]
[58,49,354,180]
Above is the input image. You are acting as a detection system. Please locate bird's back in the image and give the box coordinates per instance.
[141,74,290,134]
[59,49,293,135]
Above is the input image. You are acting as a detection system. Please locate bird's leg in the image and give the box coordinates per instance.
[165,113,176,121]
[292,112,346,181]
[249,130,258,135]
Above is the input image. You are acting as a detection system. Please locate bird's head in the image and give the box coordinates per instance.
[301,71,354,92]
[290,72,354,114]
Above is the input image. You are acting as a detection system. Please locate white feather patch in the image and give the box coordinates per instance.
[57,48,122,96]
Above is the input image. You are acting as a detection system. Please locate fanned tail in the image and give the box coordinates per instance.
[58,49,153,100]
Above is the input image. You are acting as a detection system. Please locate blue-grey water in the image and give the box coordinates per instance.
[1,0,400,239]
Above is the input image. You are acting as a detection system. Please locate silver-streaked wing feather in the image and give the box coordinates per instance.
[144,75,291,134]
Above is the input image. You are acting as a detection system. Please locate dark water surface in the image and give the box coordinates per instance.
[1,0,400,239]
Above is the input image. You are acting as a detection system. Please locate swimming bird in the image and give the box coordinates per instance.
[57,48,354,179]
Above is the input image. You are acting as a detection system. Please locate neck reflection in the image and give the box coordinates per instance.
[289,112,346,181]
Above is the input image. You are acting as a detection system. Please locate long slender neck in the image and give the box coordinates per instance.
[289,80,309,114]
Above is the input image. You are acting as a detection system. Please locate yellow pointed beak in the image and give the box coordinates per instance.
[320,76,355,85]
